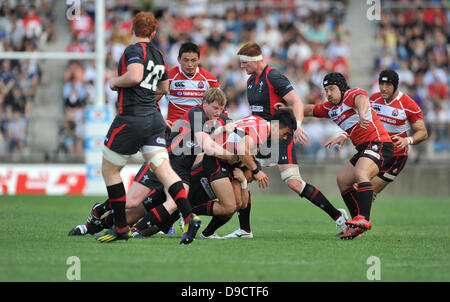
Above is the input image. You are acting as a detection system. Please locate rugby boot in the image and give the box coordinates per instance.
[95,226,131,243]
[179,214,202,245]
[130,227,145,239]
[199,232,224,239]
[345,215,372,230]
[340,226,366,240]
[68,224,88,236]
[223,228,254,239]
[334,208,349,234]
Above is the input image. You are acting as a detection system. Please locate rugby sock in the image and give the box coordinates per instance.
[168,181,192,223]
[93,199,110,219]
[101,213,114,229]
[238,192,252,232]
[202,215,231,237]
[134,204,171,231]
[106,183,127,231]
[158,212,181,234]
[300,183,341,220]
[357,182,374,220]
[341,187,359,218]
[192,200,215,216]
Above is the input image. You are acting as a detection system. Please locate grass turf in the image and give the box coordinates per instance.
[0,194,448,282]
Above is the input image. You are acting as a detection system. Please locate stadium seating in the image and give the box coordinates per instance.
[0,1,55,159]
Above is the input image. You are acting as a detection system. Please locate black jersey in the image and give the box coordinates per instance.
[116,42,168,116]
[246,65,294,121]
[167,105,210,156]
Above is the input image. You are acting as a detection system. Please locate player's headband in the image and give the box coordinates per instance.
[238,54,263,62]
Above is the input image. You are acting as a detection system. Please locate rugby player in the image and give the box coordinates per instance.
[324,69,427,206]
[226,42,349,238]
[304,72,395,240]
[92,12,199,244]
[164,42,219,125]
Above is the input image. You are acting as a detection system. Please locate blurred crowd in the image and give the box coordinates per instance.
[372,0,449,161]
[1,0,448,162]
[0,0,55,157]
[61,0,351,161]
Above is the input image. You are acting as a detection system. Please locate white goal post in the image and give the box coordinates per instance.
[0,0,105,107]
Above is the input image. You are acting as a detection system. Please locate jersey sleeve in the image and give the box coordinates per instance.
[343,88,368,108]
[123,44,144,66]
[404,97,423,124]
[267,69,294,98]
[313,103,331,118]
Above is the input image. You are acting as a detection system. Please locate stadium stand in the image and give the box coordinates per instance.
[371,0,449,161]
[0,0,447,163]
[0,0,55,160]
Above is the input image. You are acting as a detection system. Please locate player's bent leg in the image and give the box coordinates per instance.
[95,149,131,242]
[126,181,152,209]
[210,178,237,216]
[125,204,146,226]
[344,157,379,231]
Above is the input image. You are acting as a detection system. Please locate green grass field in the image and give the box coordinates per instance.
[0,194,448,282]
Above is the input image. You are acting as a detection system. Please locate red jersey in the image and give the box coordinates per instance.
[166,66,219,123]
[215,115,270,153]
[313,88,391,147]
[370,91,423,156]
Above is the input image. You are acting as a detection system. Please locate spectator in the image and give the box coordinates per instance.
[7,108,27,154]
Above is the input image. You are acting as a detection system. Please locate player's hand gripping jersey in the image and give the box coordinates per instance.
[166,66,218,123]
[369,91,423,156]
[214,115,270,153]
[116,42,168,116]
[313,88,391,146]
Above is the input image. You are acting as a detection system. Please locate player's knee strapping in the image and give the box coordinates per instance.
[280,167,307,192]
[102,146,130,166]
[146,150,169,172]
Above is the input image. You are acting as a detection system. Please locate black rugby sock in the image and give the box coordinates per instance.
[202,216,231,237]
[134,204,171,231]
[93,199,110,219]
[357,182,374,220]
[168,181,192,222]
[192,200,215,216]
[300,183,341,220]
[341,186,359,218]
[106,183,127,230]
[238,192,252,232]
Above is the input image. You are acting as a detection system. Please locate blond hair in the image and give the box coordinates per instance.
[203,88,227,106]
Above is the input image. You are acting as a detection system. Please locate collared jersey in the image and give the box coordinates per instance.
[246,65,294,121]
[370,91,423,156]
[313,88,391,147]
[166,66,219,122]
[116,42,168,116]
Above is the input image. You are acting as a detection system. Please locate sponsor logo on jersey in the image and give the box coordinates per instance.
[251,105,264,112]
[174,81,185,88]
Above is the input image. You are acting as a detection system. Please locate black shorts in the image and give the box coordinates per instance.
[189,155,232,206]
[256,134,297,165]
[350,141,394,172]
[104,112,167,155]
[377,155,408,182]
